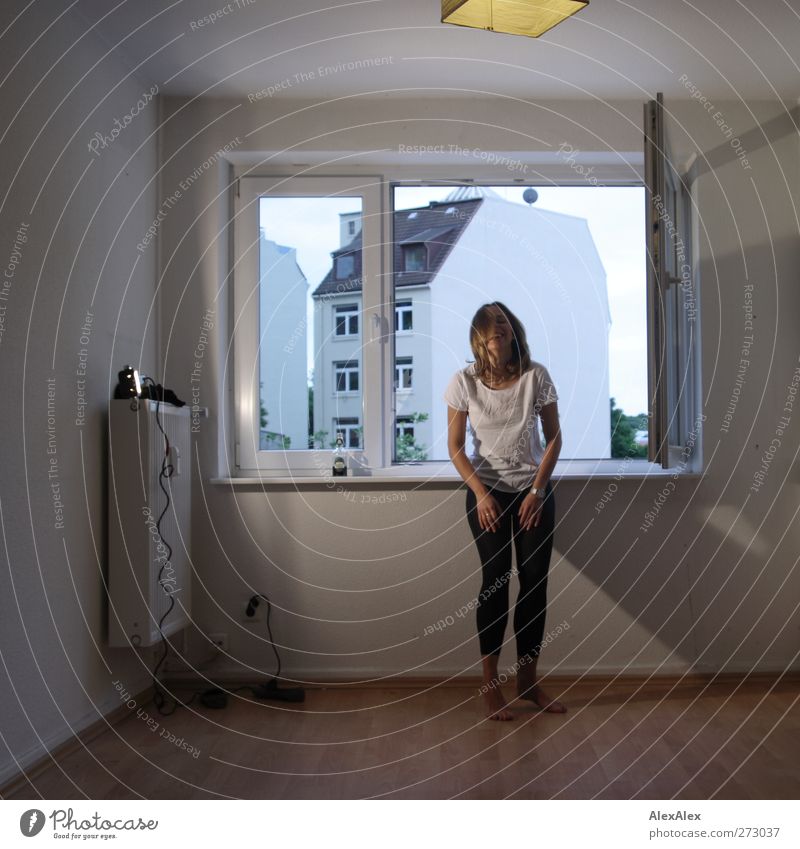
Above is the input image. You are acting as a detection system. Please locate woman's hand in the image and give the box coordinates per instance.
[518,491,544,531]
[475,490,502,533]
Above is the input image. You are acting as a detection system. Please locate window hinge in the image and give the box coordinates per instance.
[235,178,240,199]
[234,442,241,467]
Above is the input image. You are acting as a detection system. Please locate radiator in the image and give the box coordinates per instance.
[108,398,192,648]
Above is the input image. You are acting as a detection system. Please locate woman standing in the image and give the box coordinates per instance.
[444,302,565,721]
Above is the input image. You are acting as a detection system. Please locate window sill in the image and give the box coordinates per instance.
[211,458,703,486]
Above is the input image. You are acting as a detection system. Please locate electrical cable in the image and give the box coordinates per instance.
[139,377,183,716]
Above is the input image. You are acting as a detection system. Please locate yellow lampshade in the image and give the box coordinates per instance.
[442,0,588,38]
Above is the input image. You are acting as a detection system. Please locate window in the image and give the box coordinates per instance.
[336,253,355,278]
[347,220,356,236]
[334,417,361,449]
[395,357,413,390]
[644,93,701,469]
[233,175,380,473]
[395,300,413,332]
[402,244,426,272]
[231,123,698,475]
[335,361,359,393]
[335,304,359,337]
[396,416,415,440]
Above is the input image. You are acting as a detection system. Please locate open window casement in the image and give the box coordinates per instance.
[644,93,701,470]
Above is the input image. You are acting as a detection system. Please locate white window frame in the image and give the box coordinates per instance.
[334,360,360,394]
[335,304,359,337]
[334,417,361,449]
[644,93,703,470]
[395,300,413,333]
[232,174,383,474]
[395,356,413,391]
[230,133,700,477]
[395,415,415,440]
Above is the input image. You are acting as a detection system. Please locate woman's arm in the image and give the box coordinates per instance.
[447,406,487,497]
[518,401,562,530]
[447,406,501,532]
[532,400,562,490]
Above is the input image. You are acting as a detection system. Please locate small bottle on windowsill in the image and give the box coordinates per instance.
[332,432,347,476]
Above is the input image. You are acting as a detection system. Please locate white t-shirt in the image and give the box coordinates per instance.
[443,361,559,492]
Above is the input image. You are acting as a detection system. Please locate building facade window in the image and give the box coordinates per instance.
[336,254,355,278]
[335,360,359,393]
[395,356,413,390]
[402,244,426,272]
[334,417,361,449]
[395,416,415,440]
[335,304,359,336]
[395,300,413,332]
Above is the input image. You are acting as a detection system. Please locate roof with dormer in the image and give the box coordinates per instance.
[311,198,483,298]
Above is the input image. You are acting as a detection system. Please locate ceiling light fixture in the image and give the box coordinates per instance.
[441,0,588,39]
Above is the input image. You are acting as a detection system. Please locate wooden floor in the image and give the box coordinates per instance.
[6,676,800,800]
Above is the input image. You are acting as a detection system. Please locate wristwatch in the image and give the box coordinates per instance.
[530,486,544,498]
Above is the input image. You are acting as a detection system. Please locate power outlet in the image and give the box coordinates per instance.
[244,605,263,624]
[244,594,264,623]
[208,632,228,652]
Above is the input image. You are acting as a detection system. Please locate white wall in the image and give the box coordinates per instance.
[0,9,159,783]
[156,94,799,687]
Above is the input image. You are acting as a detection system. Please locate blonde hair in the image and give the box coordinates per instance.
[469,301,532,381]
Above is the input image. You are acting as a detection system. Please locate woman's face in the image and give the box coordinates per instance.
[483,306,513,361]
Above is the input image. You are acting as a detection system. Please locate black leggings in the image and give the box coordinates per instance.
[465,482,556,660]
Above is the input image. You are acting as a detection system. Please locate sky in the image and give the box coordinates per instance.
[260,184,647,418]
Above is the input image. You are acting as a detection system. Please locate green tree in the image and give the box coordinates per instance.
[610,397,645,458]
[395,412,430,461]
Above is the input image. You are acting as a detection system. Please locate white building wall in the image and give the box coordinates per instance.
[314,292,363,447]
[431,198,611,460]
[259,238,308,449]
[394,285,433,458]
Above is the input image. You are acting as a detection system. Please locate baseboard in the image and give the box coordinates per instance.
[0,683,153,798]
[165,664,800,690]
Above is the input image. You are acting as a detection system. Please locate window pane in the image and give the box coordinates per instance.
[393,185,647,462]
[259,196,362,451]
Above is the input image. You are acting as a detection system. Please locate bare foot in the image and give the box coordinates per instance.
[517,682,567,713]
[480,681,514,721]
